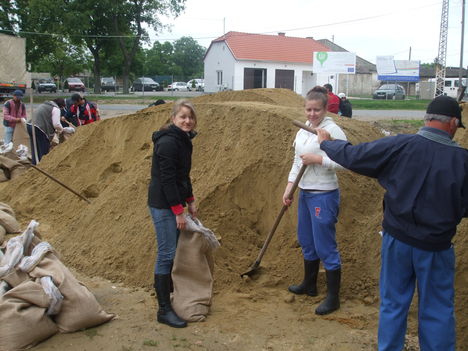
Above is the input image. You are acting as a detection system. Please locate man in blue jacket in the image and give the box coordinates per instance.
[315,95,467,351]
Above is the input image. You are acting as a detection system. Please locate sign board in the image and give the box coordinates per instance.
[312,52,356,74]
[377,56,420,82]
[376,56,396,75]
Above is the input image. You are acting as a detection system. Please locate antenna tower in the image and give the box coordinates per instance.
[435,0,449,97]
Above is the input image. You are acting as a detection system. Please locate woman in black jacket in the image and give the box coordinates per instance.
[148,99,198,328]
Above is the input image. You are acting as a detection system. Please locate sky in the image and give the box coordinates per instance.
[150,0,467,68]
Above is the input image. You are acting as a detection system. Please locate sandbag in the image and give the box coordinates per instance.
[0,280,58,351]
[26,251,114,333]
[0,202,16,218]
[171,221,216,322]
[0,210,20,234]
[0,225,5,245]
[0,170,8,182]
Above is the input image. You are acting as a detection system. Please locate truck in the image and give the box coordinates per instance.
[0,33,28,101]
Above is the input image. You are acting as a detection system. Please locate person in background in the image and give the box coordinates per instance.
[284,86,347,315]
[62,93,83,127]
[148,99,166,108]
[148,99,198,328]
[2,90,27,144]
[323,84,340,114]
[338,93,352,118]
[64,93,100,127]
[316,95,467,351]
[27,98,73,164]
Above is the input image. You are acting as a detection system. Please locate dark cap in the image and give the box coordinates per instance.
[426,95,464,128]
[13,89,24,97]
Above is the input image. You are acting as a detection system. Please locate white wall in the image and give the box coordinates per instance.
[204,42,236,93]
[204,43,323,95]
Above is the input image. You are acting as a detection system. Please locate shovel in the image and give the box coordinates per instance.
[240,163,307,277]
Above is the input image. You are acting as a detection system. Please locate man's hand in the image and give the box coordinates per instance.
[316,128,332,144]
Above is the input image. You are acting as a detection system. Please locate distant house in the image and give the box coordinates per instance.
[317,39,379,96]
[203,31,331,95]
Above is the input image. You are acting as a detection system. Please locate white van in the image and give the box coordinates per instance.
[428,78,467,98]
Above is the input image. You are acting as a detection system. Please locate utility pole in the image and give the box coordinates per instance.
[458,0,465,99]
[435,0,449,97]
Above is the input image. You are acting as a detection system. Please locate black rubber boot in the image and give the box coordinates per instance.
[288,259,320,296]
[154,274,187,328]
[315,268,341,315]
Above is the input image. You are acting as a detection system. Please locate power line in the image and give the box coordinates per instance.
[2,1,443,42]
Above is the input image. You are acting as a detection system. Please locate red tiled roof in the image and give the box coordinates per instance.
[209,31,330,64]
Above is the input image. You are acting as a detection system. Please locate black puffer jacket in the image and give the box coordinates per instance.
[148,124,195,210]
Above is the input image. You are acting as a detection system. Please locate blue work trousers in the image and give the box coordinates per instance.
[3,126,14,144]
[297,189,341,270]
[378,233,455,351]
[149,207,180,275]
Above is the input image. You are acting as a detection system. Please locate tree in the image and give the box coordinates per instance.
[172,37,205,79]
[110,0,186,93]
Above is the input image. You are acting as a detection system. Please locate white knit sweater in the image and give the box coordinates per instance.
[288,117,347,190]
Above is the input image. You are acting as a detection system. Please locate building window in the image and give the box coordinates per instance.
[217,71,223,85]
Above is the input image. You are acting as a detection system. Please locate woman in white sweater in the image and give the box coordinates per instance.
[283,86,347,315]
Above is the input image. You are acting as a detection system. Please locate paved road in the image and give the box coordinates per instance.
[353,109,425,121]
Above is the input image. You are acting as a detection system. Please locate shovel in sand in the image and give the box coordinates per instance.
[240,164,307,277]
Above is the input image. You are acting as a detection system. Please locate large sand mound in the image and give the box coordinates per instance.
[1,89,466,345]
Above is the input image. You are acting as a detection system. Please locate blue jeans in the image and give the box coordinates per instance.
[3,126,14,144]
[149,207,179,275]
[378,233,455,351]
[297,189,341,270]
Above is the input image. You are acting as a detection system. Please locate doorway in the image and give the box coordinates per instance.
[244,68,267,89]
[275,69,294,90]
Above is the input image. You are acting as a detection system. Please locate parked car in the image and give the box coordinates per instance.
[187,79,204,91]
[372,84,405,100]
[167,81,188,91]
[131,77,162,92]
[37,79,57,93]
[64,77,85,92]
[101,77,117,92]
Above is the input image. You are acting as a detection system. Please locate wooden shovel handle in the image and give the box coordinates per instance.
[253,164,307,264]
[292,120,334,140]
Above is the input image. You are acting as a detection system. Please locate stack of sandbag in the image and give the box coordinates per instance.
[0,143,29,182]
[0,220,114,350]
[171,216,220,322]
[0,202,21,245]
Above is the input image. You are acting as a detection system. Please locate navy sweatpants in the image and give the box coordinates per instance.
[297,189,341,270]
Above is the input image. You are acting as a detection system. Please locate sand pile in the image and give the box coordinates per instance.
[0,88,466,343]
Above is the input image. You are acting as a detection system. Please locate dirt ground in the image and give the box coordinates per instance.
[0,90,466,351]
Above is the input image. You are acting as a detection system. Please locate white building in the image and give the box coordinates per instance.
[204,31,333,96]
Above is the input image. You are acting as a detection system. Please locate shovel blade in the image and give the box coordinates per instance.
[240,260,260,278]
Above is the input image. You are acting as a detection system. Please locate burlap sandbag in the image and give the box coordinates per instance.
[1,267,30,288]
[13,119,30,154]
[0,202,15,217]
[0,169,8,182]
[26,252,114,333]
[171,231,215,322]
[0,280,58,350]
[0,225,6,245]
[0,210,20,234]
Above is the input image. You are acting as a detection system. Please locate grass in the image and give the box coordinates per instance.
[142,339,159,347]
[349,99,430,110]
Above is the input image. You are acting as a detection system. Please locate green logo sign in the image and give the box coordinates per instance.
[316,52,328,66]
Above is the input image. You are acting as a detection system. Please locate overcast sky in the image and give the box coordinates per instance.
[151,0,466,68]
